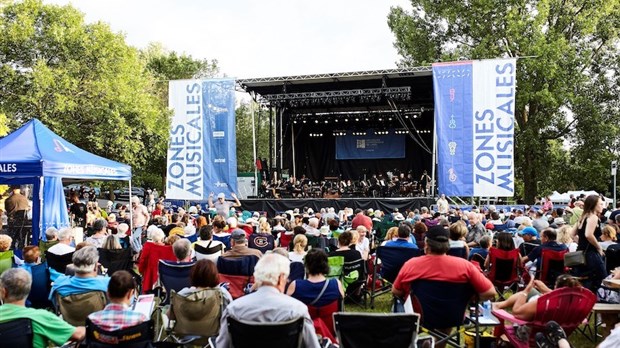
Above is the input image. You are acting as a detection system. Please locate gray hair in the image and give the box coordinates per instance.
[72,246,99,274]
[308,217,319,228]
[93,218,107,232]
[150,228,165,243]
[253,253,290,287]
[0,268,32,302]
[45,227,59,241]
[102,235,121,250]
[57,227,75,242]
[173,238,192,261]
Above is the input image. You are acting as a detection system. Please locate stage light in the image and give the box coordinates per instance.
[378,118,383,121]
[315,120,319,124]
[335,119,338,123]
[389,117,393,121]
[293,120,297,124]
[303,120,307,123]
[405,115,409,118]
[345,119,348,122]
[324,120,328,124]
[355,118,359,122]
[365,117,369,121]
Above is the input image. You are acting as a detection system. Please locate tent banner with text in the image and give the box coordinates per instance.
[166,79,237,200]
[433,59,516,197]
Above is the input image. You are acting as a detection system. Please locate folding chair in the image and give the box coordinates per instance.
[492,223,508,232]
[45,251,74,275]
[518,242,539,257]
[288,261,305,283]
[224,316,305,348]
[307,299,341,343]
[370,246,421,308]
[27,261,52,309]
[538,249,568,287]
[469,253,486,271]
[334,312,420,348]
[213,234,231,250]
[56,290,108,326]
[38,239,59,262]
[0,250,14,275]
[217,255,259,299]
[447,247,467,259]
[85,317,155,348]
[248,233,275,254]
[410,280,476,348]
[605,243,620,273]
[194,242,225,262]
[163,288,226,346]
[158,260,194,305]
[278,232,293,250]
[343,257,367,306]
[0,318,33,348]
[327,255,345,279]
[486,247,521,300]
[492,287,596,348]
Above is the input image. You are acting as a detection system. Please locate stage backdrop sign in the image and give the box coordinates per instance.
[336,130,405,160]
[433,58,516,197]
[166,79,238,200]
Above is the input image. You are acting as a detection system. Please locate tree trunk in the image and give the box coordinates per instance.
[522,140,538,204]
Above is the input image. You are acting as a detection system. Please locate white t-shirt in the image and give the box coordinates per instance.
[288,251,306,263]
[47,243,75,255]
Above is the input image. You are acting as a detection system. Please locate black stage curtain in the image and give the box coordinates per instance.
[240,198,434,216]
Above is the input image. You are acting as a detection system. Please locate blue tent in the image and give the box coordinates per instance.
[0,119,132,243]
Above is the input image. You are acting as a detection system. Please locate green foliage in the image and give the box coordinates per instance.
[388,0,620,202]
[236,102,271,173]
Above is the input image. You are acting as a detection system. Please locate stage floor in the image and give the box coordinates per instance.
[239,197,435,216]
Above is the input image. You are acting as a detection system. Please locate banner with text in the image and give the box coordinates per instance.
[433,59,515,197]
[335,131,405,160]
[166,79,237,200]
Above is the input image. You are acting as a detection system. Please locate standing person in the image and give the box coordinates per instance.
[420,170,431,196]
[4,185,30,251]
[131,196,149,253]
[572,194,608,292]
[69,193,87,230]
[208,192,241,218]
[437,194,449,215]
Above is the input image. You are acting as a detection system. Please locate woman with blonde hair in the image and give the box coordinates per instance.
[600,225,617,251]
[381,226,399,246]
[556,225,578,252]
[289,234,308,262]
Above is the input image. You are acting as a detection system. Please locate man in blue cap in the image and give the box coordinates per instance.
[521,227,567,270]
[518,226,541,257]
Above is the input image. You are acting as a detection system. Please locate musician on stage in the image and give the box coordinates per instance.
[4,186,30,250]
[420,170,431,196]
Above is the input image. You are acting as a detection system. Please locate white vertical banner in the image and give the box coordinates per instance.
[471,58,516,196]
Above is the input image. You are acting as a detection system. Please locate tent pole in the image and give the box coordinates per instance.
[38,176,44,243]
[128,180,133,229]
[292,122,296,179]
[431,114,437,198]
[251,95,258,197]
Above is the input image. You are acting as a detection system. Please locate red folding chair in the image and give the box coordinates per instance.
[216,255,259,299]
[307,299,340,343]
[492,287,596,348]
[486,247,521,299]
[538,249,568,287]
[278,232,293,250]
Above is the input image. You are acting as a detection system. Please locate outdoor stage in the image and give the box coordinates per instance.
[239,197,435,216]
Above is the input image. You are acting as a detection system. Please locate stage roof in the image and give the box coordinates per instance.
[237,67,434,115]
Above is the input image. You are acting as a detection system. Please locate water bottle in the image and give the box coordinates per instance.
[482,300,492,318]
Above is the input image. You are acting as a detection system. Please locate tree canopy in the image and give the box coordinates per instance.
[388,0,620,202]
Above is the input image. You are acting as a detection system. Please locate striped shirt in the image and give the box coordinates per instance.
[88,303,147,331]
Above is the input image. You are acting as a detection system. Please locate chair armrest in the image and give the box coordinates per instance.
[491,309,529,326]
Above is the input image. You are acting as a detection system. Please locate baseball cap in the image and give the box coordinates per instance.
[426,226,449,242]
[519,226,539,237]
[231,229,247,243]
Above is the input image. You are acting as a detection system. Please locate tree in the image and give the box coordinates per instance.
[0,0,167,176]
[388,0,620,203]
[235,102,270,173]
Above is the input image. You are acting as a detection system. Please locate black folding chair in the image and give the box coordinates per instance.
[216,316,304,348]
[370,246,421,308]
[334,312,420,348]
[27,261,52,309]
[605,243,620,273]
[447,247,467,259]
[0,318,33,348]
[85,317,154,348]
[45,251,74,274]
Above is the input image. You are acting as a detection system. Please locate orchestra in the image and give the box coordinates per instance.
[258,170,433,199]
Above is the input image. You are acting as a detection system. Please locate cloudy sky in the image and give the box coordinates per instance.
[46,0,412,79]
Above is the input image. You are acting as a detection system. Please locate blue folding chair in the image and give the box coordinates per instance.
[369,246,421,308]
[27,262,52,309]
[447,247,467,259]
[158,260,195,305]
[410,280,476,347]
[217,255,259,299]
[213,234,231,250]
[288,261,305,283]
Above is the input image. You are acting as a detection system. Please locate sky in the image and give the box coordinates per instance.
[46,0,412,79]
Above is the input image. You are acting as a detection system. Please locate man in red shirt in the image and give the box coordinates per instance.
[392,226,496,343]
[351,209,372,231]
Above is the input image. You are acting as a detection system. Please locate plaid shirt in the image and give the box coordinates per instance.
[88,303,147,331]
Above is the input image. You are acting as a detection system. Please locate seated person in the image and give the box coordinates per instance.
[47,227,76,256]
[88,270,147,331]
[0,234,22,264]
[448,221,470,258]
[193,225,225,261]
[521,227,567,270]
[468,235,491,261]
[49,246,110,305]
[493,274,583,321]
[85,219,108,249]
[39,227,59,258]
[289,234,308,263]
[328,231,363,263]
[384,224,419,249]
[172,238,194,263]
[138,228,175,294]
[221,229,263,259]
[101,235,122,250]
[18,245,41,274]
[0,268,85,347]
[214,253,320,348]
[287,248,344,306]
[355,226,370,260]
[518,227,541,256]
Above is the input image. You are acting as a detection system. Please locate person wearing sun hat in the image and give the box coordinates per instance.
[208,192,241,218]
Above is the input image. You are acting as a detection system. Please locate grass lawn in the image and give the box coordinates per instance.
[345,292,599,347]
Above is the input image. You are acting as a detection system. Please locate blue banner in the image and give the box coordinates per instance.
[166,79,237,200]
[336,130,405,160]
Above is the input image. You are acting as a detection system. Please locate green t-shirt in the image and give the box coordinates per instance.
[0,304,76,348]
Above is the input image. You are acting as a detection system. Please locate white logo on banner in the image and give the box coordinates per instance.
[449,115,457,129]
[448,141,457,156]
[448,168,458,182]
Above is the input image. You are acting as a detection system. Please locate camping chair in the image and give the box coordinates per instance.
[288,261,305,283]
[538,249,568,287]
[370,246,421,308]
[492,223,508,232]
[334,312,420,348]
[0,250,14,275]
[194,242,225,262]
[163,288,226,346]
[487,247,521,299]
[38,239,59,262]
[327,255,345,279]
[469,253,487,271]
[410,280,477,348]
[213,234,231,250]
[158,260,194,305]
[605,243,620,273]
[55,290,107,326]
[217,255,259,299]
[248,233,275,254]
[307,299,341,343]
[278,232,293,250]
[223,316,305,348]
[342,257,367,306]
[492,287,596,348]
[45,251,74,275]
[0,318,33,348]
[27,261,52,309]
[447,247,468,259]
[98,248,133,275]
[518,242,539,257]
[85,317,155,348]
